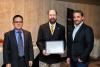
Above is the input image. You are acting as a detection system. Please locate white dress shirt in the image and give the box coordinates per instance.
[72,22,83,40]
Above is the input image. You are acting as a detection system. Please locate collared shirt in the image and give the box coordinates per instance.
[15,29,24,47]
[72,21,83,40]
[49,22,56,32]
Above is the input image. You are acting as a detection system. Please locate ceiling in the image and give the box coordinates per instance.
[57,0,100,6]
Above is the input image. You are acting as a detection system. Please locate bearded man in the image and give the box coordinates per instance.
[36,9,66,67]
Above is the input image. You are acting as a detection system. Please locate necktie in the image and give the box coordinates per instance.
[50,25,54,35]
[17,31,24,57]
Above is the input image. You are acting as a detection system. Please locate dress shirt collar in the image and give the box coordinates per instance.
[15,29,23,33]
[49,22,56,28]
[74,21,83,28]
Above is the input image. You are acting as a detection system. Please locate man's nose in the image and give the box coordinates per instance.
[51,16,54,18]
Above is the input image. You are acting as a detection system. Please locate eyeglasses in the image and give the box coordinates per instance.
[13,21,23,23]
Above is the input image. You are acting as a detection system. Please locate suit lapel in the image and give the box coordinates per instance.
[70,26,75,41]
[74,24,84,41]
[53,23,59,36]
[12,29,27,51]
[46,23,52,36]
[11,30,18,51]
[22,29,27,50]
[45,22,60,39]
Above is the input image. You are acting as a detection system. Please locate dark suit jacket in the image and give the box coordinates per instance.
[3,29,34,67]
[67,23,94,62]
[36,22,66,64]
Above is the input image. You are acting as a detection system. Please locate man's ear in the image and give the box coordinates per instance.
[82,16,84,20]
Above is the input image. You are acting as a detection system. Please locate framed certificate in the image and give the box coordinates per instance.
[46,41,64,54]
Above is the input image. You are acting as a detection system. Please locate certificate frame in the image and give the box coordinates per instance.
[46,41,64,54]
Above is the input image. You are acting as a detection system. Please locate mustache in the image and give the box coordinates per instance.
[50,18,56,20]
[49,18,56,21]
[49,18,56,23]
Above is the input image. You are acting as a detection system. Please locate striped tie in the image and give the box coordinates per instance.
[17,31,24,57]
[50,25,54,35]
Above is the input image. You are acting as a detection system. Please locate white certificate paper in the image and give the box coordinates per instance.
[46,41,64,54]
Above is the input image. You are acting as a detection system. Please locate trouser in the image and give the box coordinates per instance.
[39,61,61,67]
[18,56,28,67]
[71,61,88,67]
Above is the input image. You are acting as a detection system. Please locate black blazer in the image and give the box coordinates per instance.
[67,23,94,62]
[36,22,66,64]
[3,29,34,67]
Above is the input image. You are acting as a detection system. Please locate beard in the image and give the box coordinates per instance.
[49,18,57,24]
[74,20,83,25]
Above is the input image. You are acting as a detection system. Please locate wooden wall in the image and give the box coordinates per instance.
[65,2,100,39]
[0,0,43,42]
[0,0,100,57]
[0,0,66,43]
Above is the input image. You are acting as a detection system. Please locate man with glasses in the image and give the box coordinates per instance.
[3,15,34,67]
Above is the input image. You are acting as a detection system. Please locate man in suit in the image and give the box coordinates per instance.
[3,15,34,67]
[66,10,94,67]
[36,10,66,67]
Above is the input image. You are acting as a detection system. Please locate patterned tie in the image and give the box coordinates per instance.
[17,31,24,57]
[50,25,54,35]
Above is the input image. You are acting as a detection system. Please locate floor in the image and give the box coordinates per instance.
[61,60,100,67]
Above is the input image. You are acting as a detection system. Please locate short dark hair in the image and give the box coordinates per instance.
[73,10,84,16]
[13,15,23,22]
[48,10,57,15]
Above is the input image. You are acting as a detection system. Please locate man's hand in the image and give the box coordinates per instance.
[43,50,50,56]
[78,58,83,62]
[6,64,11,67]
[66,58,71,64]
[29,61,33,67]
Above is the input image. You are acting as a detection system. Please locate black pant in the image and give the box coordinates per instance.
[71,60,88,67]
[18,56,28,67]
